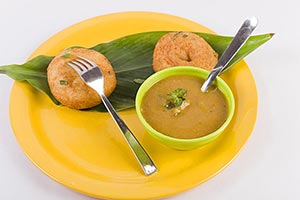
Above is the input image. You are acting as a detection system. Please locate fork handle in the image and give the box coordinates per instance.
[99,93,157,176]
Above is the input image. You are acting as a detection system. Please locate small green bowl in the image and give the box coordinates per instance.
[135,66,235,150]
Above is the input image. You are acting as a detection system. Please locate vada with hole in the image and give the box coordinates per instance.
[152,32,218,72]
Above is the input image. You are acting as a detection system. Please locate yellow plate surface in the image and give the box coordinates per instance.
[9,12,257,200]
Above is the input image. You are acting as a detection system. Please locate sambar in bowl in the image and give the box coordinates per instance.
[135,66,235,150]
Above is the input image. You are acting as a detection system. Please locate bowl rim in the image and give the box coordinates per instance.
[135,66,235,144]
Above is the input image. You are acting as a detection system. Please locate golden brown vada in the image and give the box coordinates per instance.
[152,32,218,72]
[47,48,117,109]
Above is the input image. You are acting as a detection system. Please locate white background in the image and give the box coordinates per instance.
[0,0,299,199]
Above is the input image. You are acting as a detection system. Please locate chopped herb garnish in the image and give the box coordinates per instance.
[62,53,71,58]
[182,34,189,38]
[59,80,68,85]
[133,78,145,84]
[165,88,187,109]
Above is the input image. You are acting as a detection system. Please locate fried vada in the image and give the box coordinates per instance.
[47,48,117,109]
[152,32,218,72]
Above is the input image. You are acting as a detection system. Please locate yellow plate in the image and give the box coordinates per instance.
[10,12,257,200]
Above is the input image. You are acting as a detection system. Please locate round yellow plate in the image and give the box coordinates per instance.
[10,12,257,200]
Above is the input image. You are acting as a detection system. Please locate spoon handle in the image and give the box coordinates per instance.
[201,17,258,92]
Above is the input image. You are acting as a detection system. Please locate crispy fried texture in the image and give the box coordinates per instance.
[152,32,218,72]
[47,48,116,109]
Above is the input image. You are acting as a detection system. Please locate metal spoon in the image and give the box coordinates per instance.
[201,17,258,92]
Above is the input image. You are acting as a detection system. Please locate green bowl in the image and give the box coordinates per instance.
[135,66,235,150]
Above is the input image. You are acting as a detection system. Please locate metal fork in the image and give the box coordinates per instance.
[67,56,157,176]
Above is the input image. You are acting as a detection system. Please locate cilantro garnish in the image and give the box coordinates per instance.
[59,80,68,85]
[165,88,187,109]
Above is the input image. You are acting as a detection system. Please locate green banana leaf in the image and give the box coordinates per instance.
[0,31,273,112]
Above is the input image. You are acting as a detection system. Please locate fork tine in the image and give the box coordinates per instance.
[73,60,89,71]
[78,56,97,67]
[75,58,93,70]
[67,56,98,75]
[67,62,84,74]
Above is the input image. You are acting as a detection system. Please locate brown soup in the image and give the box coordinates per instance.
[140,75,228,139]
